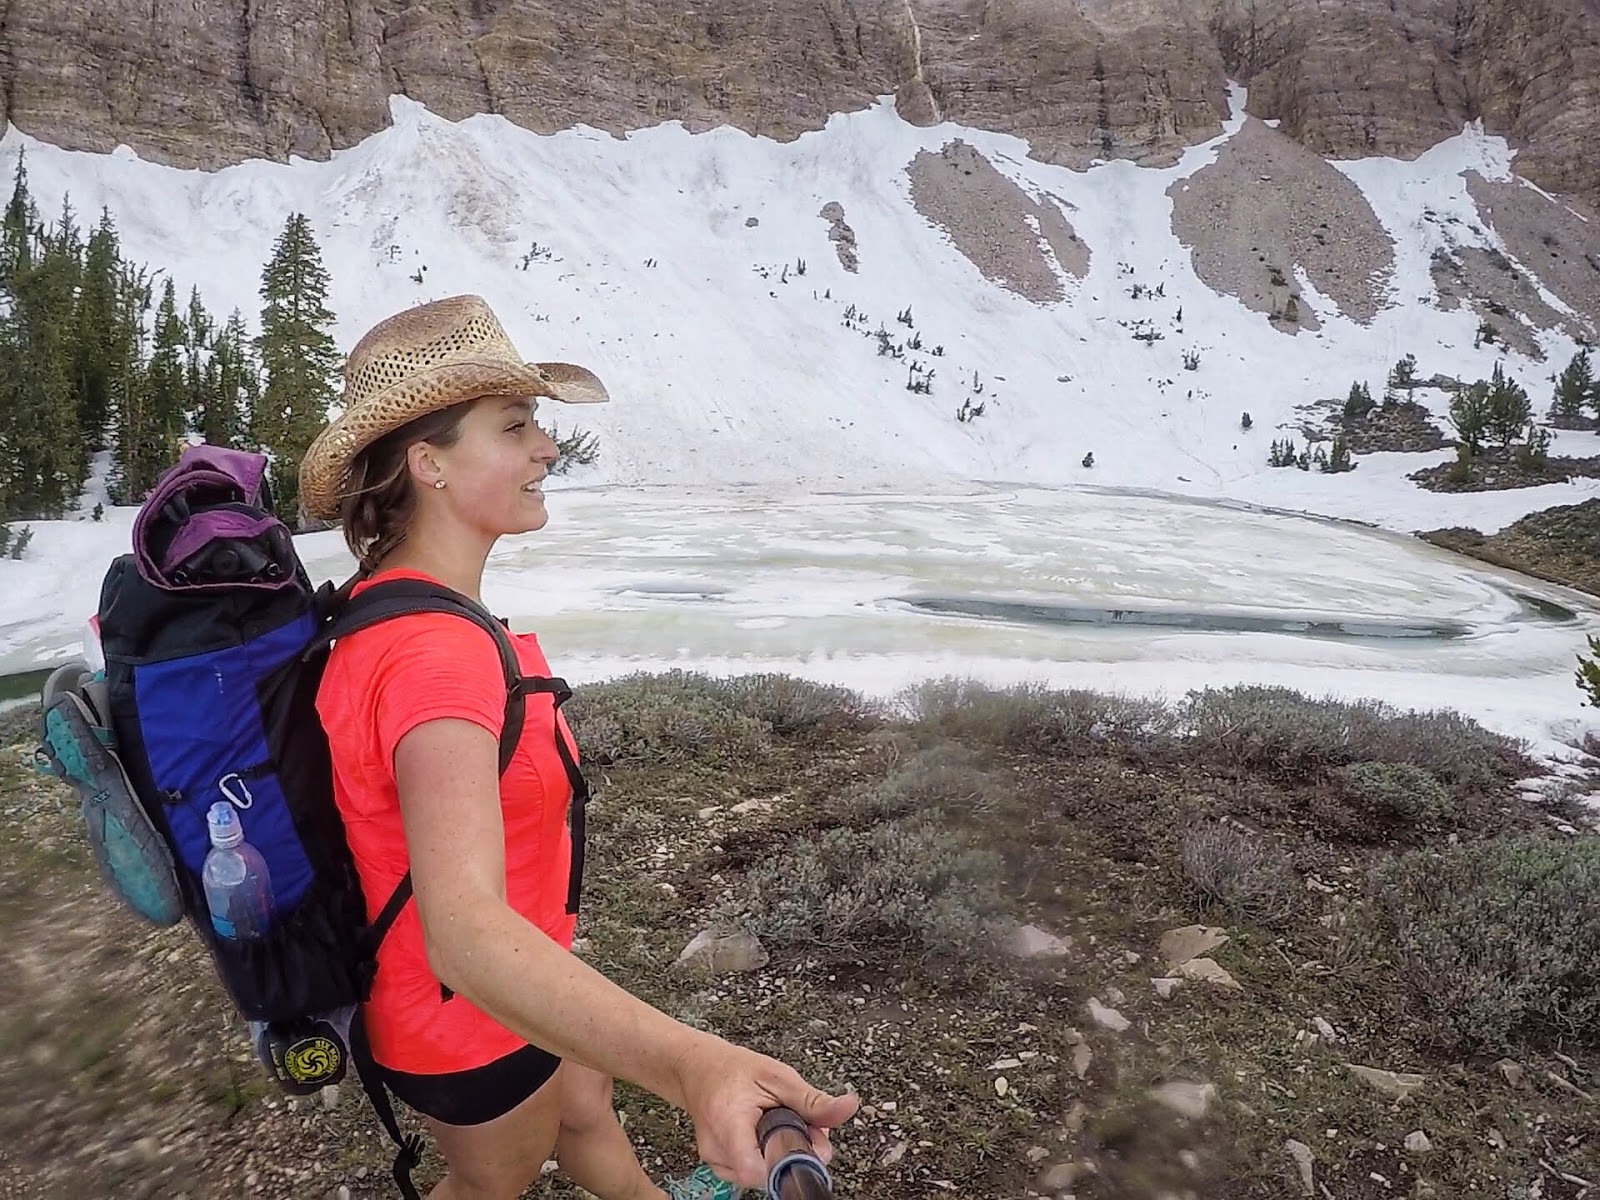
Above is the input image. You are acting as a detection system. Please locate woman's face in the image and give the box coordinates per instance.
[423,396,560,535]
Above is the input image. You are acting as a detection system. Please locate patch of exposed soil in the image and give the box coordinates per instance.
[1300,395,1451,454]
[1168,118,1394,329]
[906,139,1089,303]
[818,201,858,274]
[1408,451,1600,493]
[1422,497,1600,598]
[1465,173,1600,337]
[1430,244,1574,360]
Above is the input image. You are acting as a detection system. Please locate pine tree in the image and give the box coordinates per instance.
[1449,381,1490,455]
[148,280,187,475]
[1484,362,1531,451]
[73,210,123,451]
[204,310,259,449]
[0,172,83,517]
[1387,354,1418,391]
[256,213,339,521]
[109,264,156,501]
[1552,349,1593,425]
[183,285,213,434]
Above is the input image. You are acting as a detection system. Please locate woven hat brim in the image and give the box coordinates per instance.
[299,359,609,521]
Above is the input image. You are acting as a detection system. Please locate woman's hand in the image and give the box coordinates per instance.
[674,1033,858,1189]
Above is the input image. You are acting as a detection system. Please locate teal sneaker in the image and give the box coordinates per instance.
[661,1163,742,1200]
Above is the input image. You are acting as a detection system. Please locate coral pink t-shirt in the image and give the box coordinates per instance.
[316,568,578,1074]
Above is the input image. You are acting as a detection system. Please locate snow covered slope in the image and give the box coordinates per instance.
[3,85,1595,537]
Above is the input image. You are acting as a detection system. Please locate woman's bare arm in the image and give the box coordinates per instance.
[393,717,708,1108]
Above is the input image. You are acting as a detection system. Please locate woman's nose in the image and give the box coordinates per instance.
[532,427,559,464]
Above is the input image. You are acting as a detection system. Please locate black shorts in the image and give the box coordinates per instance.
[355,1020,562,1127]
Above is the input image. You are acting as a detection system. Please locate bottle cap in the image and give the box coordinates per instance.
[207,801,243,849]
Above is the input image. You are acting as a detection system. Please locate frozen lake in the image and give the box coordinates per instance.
[6,485,1598,755]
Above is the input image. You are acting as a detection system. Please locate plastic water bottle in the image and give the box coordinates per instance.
[203,801,273,940]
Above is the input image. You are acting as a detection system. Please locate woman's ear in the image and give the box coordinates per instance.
[407,442,445,491]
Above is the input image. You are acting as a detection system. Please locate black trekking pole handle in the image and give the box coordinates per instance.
[757,1107,834,1199]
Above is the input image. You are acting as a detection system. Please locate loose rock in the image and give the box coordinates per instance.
[1404,1130,1432,1154]
[1174,957,1243,991]
[1086,998,1131,1032]
[674,929,768,975]
[1007,924,1074,959]
[1150,1080,1217,1119]
[1160,925,1229,968]
[1284,1138,1316,1196]
[1347,1065,1426,1102]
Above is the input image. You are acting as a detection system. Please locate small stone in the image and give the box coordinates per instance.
[1027,1145,1051,1163]
[1007,924,1074,959]
[1313,1016,1339,1042]
[1404,1130,1432,1154]
[1175,958,1242,991]
[133,1137,162,1164]
[1105,985,1127,1005]
[1151,977,1182,1000]
[1150,1081,1216,1119]
[674,928,768,975]
[880,1141,908,1166]
[1284,1139,1315,1196]
[745,216,760,227]
[995,1076,1010,1097]
[1086,998,1131,1032]
[1073,1041,1093,1080]
[698,806,720,819]
[320,1084,341,1111]
[1347,1065,1426,1102]
[1160,925,1229,968]
[991,1057,1023,1070]
[1495,1058,1525,1088]
[1038,1163,1080,1192]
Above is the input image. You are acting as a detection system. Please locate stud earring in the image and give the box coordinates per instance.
[433,480,446,489]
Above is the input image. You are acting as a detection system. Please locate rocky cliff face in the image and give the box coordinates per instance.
[1208,0,1600,210]
[0,0,1594,208]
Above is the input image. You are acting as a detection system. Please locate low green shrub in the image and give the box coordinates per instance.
[862,743,1007,818]
[1365,835,1600,1052]
[898,677,1177,757]
[1335,762,1451,823]
[567,670,771,766]
[712,813,1008,969]
[1182,685,1528,789]
[716,673,878,737]
[1180,822,1298,922]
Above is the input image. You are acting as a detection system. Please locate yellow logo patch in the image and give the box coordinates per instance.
[283,1035,342,1085]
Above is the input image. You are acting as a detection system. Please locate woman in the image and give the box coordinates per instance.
[301,295,855,1200]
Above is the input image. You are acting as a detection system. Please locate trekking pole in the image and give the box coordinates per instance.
[757,1107,834,1199]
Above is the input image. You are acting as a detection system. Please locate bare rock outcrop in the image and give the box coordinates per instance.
[1210,0,1600,210]
[907,139,1088,303]
[1169,118,1394,327]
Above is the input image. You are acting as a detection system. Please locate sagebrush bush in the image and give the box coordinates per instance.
[715,673,878,736]
[568,671,879,765]
[1366,835,1600,1052]
[862,743,1007,818]
[1336,761,1451,823]
[712,813,1008,968]
[1182,685,1527,789]
[1180,822,1298,922]
[898,677,1177,757]
[567,670,772,766]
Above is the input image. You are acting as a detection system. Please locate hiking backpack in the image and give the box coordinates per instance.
[34,443,590,1199]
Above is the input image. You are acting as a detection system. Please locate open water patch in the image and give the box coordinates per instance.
[887,596,1475,642]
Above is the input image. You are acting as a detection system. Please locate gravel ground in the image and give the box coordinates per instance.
[1430,245,1568,359]
[1169,118,1394,327]
[906,139,1089,303]
[1464,172,1600,337]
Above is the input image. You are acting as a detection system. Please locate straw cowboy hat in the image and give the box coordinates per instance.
[298,294,608,521]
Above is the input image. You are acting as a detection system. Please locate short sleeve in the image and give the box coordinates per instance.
[362,613,507,768]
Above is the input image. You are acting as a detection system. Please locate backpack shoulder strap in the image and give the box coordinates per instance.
[317,578,530,963]
[314,578,527,770]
